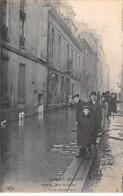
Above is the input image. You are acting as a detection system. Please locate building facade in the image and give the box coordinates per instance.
[121,0,123,101]
[40,5,82,109]
[75,20,110,94]
[0,0,48,120]
[0,0,109,120]
[79,38,98,101]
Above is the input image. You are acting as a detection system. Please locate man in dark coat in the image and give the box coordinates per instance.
[110,93,117,117]
[77,105,94,158]
[72,94,85,157]
[72,94,85,123]
[86,91,102,147]
[105,91,111,119]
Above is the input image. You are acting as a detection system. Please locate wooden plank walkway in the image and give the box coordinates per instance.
[48,132,103,192]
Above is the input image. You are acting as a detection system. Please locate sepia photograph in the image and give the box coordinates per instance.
[0,0,123,193]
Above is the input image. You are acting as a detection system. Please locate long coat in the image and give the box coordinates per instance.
[86,100,102,138]
[76,99,85,122]
[77,114,94,147]
[105,96,111,117]
[100,101,108,130]
[110,98,117,113]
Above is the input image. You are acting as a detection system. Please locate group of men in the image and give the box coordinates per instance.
[72,90,117,159]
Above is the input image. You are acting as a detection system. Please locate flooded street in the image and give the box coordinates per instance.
[83,103,123,192]
[0,104,123,193]
[0,107,78,192]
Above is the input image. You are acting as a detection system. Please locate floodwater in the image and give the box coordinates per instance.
[83,103,123,193]
[0,107,79,192]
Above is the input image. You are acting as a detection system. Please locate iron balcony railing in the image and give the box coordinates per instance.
[1,24,8,40]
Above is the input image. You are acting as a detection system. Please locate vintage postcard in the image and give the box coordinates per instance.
[0,0,123,193]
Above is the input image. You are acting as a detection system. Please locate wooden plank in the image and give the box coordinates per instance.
[68,157,93,192]
[48,131,103,192]
[49,154,86,192]
[68,133,102,192]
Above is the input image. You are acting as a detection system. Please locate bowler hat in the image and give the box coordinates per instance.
[90,91,97,96]
[72,94,79,98]
[83,105,90,110]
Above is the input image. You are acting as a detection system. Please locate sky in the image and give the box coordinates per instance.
[68,0,122,92]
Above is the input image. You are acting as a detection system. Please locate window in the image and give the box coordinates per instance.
[71,48,73,62]
[1,0,9,39]
[75,52,77,65]
[19,0,26,48]
[58,34,61,62]
[1,51,8,102]
[51,28,54,57]
[61,76,64,91]
[19,16,25,48]
[20,17,25,36]
[79,56,80,71]
[18,64,26,103]
[67,44,69,61]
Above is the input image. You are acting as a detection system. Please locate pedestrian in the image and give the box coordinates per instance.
[86,91,102,153]
[76,105,94,158]
[110,93,117,118]
[72,94,85,123]
[100,95,108,131]
[72,94,85,156]
[105,91,111,119]
[102,92,106,97]
[97,91,101,102]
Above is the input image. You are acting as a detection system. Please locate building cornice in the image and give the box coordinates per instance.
[49,8,82,51]
[0,43,47,66]
[81,38,97,57]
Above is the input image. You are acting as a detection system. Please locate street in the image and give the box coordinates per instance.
[0,104,123,192]
[0,107,78,192]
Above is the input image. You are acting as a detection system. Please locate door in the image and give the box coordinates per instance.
[18,63,25,104]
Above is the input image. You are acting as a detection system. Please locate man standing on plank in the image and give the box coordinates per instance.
[86,91,102,154]
[72,94,85,157]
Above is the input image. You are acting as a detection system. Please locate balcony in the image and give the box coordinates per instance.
[19,35,25,48]
[66,60,72,74]
[1,24,8,40]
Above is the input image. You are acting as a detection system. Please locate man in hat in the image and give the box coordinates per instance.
[72,94,85,157]
[72,94,85,123]
[87,91,102,152]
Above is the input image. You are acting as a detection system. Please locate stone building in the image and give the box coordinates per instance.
[79,38,98,101]
[0,0,48,120]
[0,0,109,120]
[121,0,123,101]
[75,20,110,94]
[40,3,82,109]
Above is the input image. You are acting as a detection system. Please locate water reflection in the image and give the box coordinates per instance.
[0,107,78,192]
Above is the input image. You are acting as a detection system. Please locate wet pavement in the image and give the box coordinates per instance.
[83,103,123,193]
[0,106,79,192]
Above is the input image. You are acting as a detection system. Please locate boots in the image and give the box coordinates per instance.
[90,144,96,159]
[76,147,86,158]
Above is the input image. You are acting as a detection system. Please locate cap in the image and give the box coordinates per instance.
[90,91,97,96]
[72,94,79,98]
